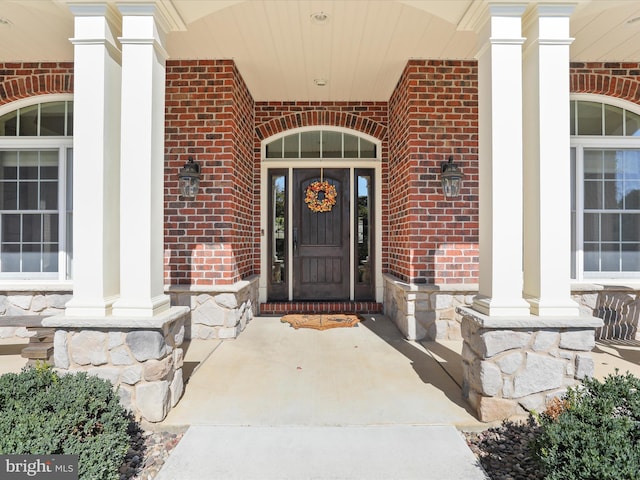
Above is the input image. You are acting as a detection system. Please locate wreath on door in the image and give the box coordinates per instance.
[305,180,337,213]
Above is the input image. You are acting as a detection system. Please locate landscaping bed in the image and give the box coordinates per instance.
[465,371,640,480]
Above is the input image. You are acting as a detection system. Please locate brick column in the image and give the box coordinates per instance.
[522,5,580,316]
[64,4,121,317]
[112,4,170,317]
[473,5,530,317]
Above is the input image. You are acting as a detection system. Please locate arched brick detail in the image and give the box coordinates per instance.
[255,110,387,140]
[0,63,74,108]
[570,63,640,105]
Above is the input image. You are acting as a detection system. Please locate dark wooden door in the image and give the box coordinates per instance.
[293,168,349,300]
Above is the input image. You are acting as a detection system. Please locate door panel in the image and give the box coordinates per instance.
[293,168,349,300]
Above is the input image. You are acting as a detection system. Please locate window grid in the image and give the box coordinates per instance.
[582,148,640,275]
[265,131,377,159]
[571,100,640,137]
[0,101,73,137]
[1,150,61,274]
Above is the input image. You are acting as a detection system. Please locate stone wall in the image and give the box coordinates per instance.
[44,307,189,423]
[0,290,72,338]
[383,274,475,340]
[167,275,258,340]
[459,307,603,422]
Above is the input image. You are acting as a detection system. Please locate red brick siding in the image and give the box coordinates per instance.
[164,60,255,285]
[388,60,479,285]
[570,62,640,102]
[0,62,73,105]
[254,102,389,276]
[5,60,638,290]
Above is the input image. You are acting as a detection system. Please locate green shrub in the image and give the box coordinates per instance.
[532,371,640,480]
[0,364,131,480]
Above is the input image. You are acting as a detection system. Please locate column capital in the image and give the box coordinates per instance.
[67,3,121,54]
[117,2,186,34]
[523,3,575,48]
[459,2,528,34]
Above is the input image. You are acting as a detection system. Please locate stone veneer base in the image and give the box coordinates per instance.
[458,306,604,422]
[44,306,190,423]
[167,275,258,340]
[383,274,477,340]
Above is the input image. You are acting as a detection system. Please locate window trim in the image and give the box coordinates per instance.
[262,126,382,161]
[0,95,73,282]
[571,94,640,282]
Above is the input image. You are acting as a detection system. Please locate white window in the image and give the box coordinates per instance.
[571,96,640,280]
[0,96,73,280]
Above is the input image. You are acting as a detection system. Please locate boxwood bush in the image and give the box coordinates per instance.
[0,364,132,480]
[532,371,640,480]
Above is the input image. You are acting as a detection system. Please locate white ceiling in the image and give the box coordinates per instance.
[1,0,640,101]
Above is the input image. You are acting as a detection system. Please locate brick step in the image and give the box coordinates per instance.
[21,343,53,360]
[260,301,383,316]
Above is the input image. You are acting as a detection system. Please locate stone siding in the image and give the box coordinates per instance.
[0,290,72,338]
[383,274,475,340]
[459,307,603,422]
[168,275,258,340]
[46,308,189,423]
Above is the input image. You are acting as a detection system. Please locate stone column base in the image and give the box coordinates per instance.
[43,306,189,423]
[458,307,603,422]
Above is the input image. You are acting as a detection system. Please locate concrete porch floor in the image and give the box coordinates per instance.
[163,315,481,428]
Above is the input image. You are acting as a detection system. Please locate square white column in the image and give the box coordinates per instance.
[112,4,170,317]
[473,5,531,317]
[522,5,580,316]
[65,4,121,317]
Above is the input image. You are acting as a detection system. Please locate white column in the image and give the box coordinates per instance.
[112,4,170,317]
[65,4,121,317]
[473,5,531,317]
[522,5,580,316]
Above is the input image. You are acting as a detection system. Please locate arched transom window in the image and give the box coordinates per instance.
[265,130,377,159]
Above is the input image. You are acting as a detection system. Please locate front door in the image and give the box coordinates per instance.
[293,168,349,300]
[266,166,375,302]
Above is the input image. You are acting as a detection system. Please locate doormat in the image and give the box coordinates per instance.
[281,313,364,331]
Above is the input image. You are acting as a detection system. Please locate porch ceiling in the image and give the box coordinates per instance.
[1,0,640,101]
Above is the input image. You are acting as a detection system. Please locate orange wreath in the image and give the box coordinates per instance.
[305,180,337,213]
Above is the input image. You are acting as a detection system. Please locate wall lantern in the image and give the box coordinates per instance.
[178,157,201,198]
[441,156,463,198]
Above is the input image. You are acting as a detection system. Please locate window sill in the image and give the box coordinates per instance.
[0,280,73,292]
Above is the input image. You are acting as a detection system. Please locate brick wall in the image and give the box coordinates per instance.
[570,62,640,102]
[388,60,479,285]
[0,62,73,105]
[164,60,255,285]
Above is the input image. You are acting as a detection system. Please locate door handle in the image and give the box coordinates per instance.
[293,227,298,253]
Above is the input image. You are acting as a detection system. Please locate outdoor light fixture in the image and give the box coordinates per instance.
[441,156,463,198]
[178,157,201,198]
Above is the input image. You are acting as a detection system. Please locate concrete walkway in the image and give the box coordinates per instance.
[156,316,488,479]
[155,424,486,480]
